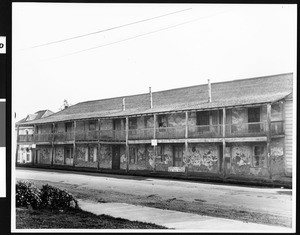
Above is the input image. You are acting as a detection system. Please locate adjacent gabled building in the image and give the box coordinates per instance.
[16,73,293,180]
[15,110,54,164]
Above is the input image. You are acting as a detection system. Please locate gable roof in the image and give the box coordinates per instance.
[21,73,293,125]
[16,110,54,126]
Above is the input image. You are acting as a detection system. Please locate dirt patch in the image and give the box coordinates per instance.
[277,191,292,195]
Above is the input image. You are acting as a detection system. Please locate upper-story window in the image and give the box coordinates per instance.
[196,111,210,126]
[89,120,96,131]
[65,122,72,132]
[248,107,261,133]
[129,117,137,129]
[158,115,167,128]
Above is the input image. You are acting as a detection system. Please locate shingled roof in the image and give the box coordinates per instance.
[16,110,54,125]
[22,73,293,125]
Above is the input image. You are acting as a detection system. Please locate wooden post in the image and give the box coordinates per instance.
[97,142,101,170]
[51,123,55,166]
[185,111,189,175]
[125,117,129,173]
[222,108,226,177]
[73,121,77,167]
[153,114,157,172]
[266,103,272,179]
[15,125,20,165]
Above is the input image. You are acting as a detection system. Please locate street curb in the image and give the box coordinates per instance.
[16,164,292,189]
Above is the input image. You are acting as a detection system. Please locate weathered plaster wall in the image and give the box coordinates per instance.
[136,116,145,129]
[145,116,154,128]
[37,146,51,164]
[167,113,186,127]
[54,146,64,165]
[56,123,65,133]
[99,144,112,169]
[231,108,248,132]
[128,145,148,170]
[120,146,127,170]
[271,103,283,121]
[229,143,269,177]
[183,144,219,173]
[270,138,285,176]
[75,145,97,168]
[76,121,85,132]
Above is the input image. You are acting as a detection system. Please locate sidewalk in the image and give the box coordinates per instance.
[78,199,293,232]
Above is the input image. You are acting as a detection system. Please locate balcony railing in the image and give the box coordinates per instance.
[155,126,186,139]
[128,128,154,140]
[18,135,34,142]
[188,124,222,138]
[99,129,126,141]
[76,130,99,141]
[53,132,74,142]
[225,122,266,137]
[19,120,285,143]
[34,133,53,142]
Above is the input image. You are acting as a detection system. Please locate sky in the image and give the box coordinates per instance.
[12,3,297,121]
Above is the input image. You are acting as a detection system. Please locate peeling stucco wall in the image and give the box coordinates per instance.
[54,146,64,165]
[270,138,285,176]
[37,146,51,164]
[120,146,127,170]
[167,113,186,127]
[128,145,149,170]
[183,144,219,173]
[75,145,97,168]
[99,144,112,169]
[100,119,113,130]
[230,143,252,175]
[231,108,248,133]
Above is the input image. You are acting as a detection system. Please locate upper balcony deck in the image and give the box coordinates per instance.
[17,120,284,144]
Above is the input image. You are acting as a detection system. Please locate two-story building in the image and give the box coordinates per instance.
[16,73,293,180]
[15,110,54,164]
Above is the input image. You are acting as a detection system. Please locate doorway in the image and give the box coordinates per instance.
[248,107,261,133]
[112,145,121,170]
[173,145,183,167]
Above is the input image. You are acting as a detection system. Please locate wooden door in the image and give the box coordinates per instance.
[173,145,183,167]
[112,145,121,170]
[65,147,73,165]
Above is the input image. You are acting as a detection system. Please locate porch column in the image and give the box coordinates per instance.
[51,123,55,166]
[125,117,129,173]
[185,111,189,175]
[222,108,226,176]
[266,103,272,179]
[153,114,157,172]
[15,125,20,165]
[97,118,101,170]
[73,121,77,167]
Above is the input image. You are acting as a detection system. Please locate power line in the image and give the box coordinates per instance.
[28,8,192,49]
[52,17,201,60]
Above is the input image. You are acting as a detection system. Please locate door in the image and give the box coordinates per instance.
[65,147,73,165]
[248,107,261,133]
[173,145,183,167]
[112,145,121,170]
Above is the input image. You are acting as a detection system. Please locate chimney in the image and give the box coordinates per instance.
[122,98,126,111]
[208,79,212,103]
[149,87,153,108]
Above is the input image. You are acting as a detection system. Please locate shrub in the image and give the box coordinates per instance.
[16,181,42,209]
[40,184,79,210]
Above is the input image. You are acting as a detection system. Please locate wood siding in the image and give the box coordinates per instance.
[284,100,293,176]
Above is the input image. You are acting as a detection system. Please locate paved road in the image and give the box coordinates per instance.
[15,168,293,218]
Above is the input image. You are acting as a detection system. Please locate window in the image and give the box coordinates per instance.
[129,117,137,129]
[157,145,165,162]
[65,122,72,132]
[89,120,96,131]
[196,111,210,132]
[248,107,261,133]
[158,115,167,128]
[253,146,266,167]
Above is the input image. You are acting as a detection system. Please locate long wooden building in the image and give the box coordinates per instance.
[16,73,294,180]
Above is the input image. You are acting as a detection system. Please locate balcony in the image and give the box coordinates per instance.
[155,126,186,139]
[188,124,222,138]
[53,132,74,142]
[225,122,266,137]
[128,128,154,140]
[76,130,99,141]
[34,133,53,142]
[99,129,126,141]
[18,135,34,142]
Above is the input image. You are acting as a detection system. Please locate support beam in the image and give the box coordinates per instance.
[153,114,157,172]
[97,142,101,170]
[222,108,226,176]
[266,103,272,179]
[125,117,129,173]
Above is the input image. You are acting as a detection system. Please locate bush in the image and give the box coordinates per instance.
[40,184,78,210]
[16,181,42,209]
